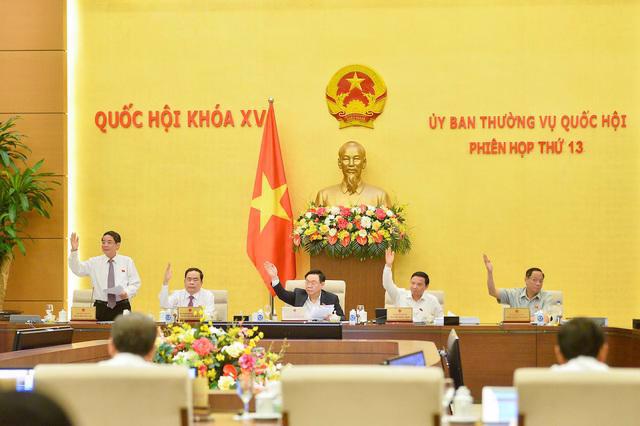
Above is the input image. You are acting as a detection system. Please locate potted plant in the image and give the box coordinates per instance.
[0,116,58,310]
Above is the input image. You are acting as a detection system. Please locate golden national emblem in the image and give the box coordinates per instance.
[326,65,387,128]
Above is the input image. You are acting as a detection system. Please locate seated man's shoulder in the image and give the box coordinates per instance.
[424,292,440,303]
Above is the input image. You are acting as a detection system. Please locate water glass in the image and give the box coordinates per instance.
[236,371,254,419]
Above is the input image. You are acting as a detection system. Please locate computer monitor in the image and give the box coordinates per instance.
[384,351,426,366]
[446,329,464,389]
[482,386,518,426]
[0,368,35,392]
[12,327,74,351]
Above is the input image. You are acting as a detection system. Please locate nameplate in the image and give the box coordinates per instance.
[177,307,203,322]
[386,307,413,322]
[503,307,530,323]
[71,307,96,321]
[281,306,306,321]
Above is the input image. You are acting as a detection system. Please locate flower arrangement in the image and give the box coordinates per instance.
[292,204,411,260]
[154,322,284,390]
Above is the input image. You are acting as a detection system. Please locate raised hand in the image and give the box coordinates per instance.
[163,262,172,285]
[385,248,395,267]
[263,261,278,279]
[70,232,79,251]
[483,254,493,273]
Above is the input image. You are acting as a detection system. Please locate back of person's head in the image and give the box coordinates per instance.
[557,317,605,360]
[111,313,157,357]
[0,390,73,426]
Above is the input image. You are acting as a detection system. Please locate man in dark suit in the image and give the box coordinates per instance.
[263,261,345,320]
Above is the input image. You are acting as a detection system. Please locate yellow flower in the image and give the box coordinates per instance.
[207,369,217,380]
[319,224,329,234]
[258,332,264,339]
[216,354,225,361]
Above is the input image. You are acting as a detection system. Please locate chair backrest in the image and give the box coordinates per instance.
[211,290,228,321]
[72,289,94,308]
[284,280,346,312]
[34,364,192,426]
[281,365,442,426]
[545,290,563,305]
[385,290,445,310]
[445,329,464,389]
[515,368,640,426]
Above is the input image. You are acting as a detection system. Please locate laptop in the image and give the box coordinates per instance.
[0,368,35,392]
[482,386,518,426]
[383,351,426,366]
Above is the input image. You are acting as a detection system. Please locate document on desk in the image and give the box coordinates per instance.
[308,305,334,320]
[105,285,125,295]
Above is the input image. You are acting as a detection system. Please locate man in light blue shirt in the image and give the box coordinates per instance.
[483,254,551,315]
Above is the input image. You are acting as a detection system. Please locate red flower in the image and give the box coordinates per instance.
[198,364,208,377]
[356,235,367,245]
[340,207,351,217]
[354,219,362,230]
[372,232,383,244]
[192,337,215,357]
[359,204,367,213]
[337,217,348,230]
[293,234,301,246]
[327,235,338,245]
[223,364,238,379]
[239,353,256,372]
[316,207,326,216]
[340,235,351,247]
[375,208,386,220]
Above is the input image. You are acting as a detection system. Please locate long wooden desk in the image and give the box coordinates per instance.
[1,321,639,400]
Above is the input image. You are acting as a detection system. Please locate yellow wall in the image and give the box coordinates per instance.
[72,0,640,326]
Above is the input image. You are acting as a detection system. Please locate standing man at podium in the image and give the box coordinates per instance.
[69,231,141,321]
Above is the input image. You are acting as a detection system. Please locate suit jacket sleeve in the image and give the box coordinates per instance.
[273,281,296,306]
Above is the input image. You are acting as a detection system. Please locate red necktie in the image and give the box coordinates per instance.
[188,295,194,307]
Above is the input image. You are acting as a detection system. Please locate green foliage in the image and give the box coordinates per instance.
[0,117,58,256]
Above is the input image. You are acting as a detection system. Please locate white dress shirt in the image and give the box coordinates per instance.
[99,352,151,366]
[69,251,141,302]
[551,356,609,371]
[158,286,215,316]
[382,265,443,321]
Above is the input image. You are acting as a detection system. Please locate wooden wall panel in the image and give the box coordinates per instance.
[0,0,65,50]
[1,0,66,315]
[5,239,65,301]
[21,178,66,238]
[0,113,66,174]
[0,52,66,113]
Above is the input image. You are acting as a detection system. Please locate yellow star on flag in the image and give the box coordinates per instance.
[347,72,365,91]
[251,173,291,232]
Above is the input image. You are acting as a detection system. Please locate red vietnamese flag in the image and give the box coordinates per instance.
[247,100,296,295]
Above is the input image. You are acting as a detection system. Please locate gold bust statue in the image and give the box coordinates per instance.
[315,141,391,207]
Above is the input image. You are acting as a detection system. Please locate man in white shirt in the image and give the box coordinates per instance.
[99,312,158,366]
[551,317,609,371]
[69,231,141,321]
[158,263,215,318]
[383,249,443,322]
